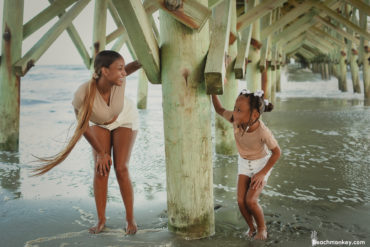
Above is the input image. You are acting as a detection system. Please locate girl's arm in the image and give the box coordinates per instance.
[125,60,142,76]
[251,146,281,189]
[211,95,226,116]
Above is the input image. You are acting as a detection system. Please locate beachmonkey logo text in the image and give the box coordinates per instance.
[311,230,318,246]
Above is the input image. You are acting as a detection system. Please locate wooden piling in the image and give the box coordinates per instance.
[137,69,148,109]
[92,0,107,60]
[339,49,348,92]
[0,0,24,151]
[360,3,370,101]
[160,0,215,238]
[246,0,261,91]
[215,0,237,155]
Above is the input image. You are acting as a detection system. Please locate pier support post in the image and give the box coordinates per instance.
[92,0,107,60]
[360,4,370,101]
[0,0,24,151]
[160,0,215,238]
[137,69,148,109]
[339,49,348,92]
[246,0,261,91]
[215,0,238,155]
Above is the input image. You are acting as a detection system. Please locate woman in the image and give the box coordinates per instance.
[35,50,142,235]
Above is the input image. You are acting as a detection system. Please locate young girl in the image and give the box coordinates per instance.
[212,89,281,240]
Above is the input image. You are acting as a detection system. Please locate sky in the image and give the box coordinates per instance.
[0,0,136,65]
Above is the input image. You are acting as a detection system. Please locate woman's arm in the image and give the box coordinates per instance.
[74,109,111,176]
[211,95,226,116]
[251,146,281,189]
[125,60,142,76]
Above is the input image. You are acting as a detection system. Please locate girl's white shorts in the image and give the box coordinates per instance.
[238,154,272,182]
[91,97,139,131]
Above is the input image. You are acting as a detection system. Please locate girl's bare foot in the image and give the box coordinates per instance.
[254,227,267,240]
[89,219,106,234]
[246,228,256,238]
[125,220,137,235]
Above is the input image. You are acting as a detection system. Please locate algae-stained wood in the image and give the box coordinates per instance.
[315,16,360,46]
[260,1,313,40]
[313,2,370,40]
[150,0,211,31]
[0,0,24,151]
[343,0,370,17]
[308,27,344,47]
[204,0,232,94]
[112,0,160,84]
[14,0,90,76]
[92,0,108,59]
[22,0,78,40]
[272,11,315,44]
[209,0,224,9]
[236,0,286,31]
[234,26,252,79]
[160,1,214,238]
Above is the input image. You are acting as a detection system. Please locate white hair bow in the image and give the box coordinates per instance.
[253,90,264,97]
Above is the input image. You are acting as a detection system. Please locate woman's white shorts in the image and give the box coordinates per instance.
[91,97,139,131]
[238,154,272,182]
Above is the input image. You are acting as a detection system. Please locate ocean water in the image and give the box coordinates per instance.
[0,64,369,246]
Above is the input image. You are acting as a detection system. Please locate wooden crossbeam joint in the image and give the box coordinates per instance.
[250,38,262,50]
[165,0,182,10]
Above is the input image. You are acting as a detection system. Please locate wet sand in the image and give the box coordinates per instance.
[0,64,369,246]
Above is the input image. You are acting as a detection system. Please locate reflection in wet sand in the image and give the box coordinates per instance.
[0,65,369,246]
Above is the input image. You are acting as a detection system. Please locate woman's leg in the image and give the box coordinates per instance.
[237,175,256,236]
[89,126,112,234]
[246,181,267,240]
[112,127,138,234]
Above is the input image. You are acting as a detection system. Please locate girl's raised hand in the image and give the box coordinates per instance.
[96,153,112,176]
[251,172,265,190]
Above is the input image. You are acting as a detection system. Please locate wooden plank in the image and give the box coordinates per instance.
[143,0,159,15]
[259,12,272,71]
[204,0,232,94]
[308,27,344,47]
[313,2,370,40]
[107,0,123,26]
[303,39,330,54]
[273,11,315,44]
[234,26,252,79]
[112,0,160,84]
[284,33,306,53]
[49,0,91,69]
[106,26,125,44]
[261,1,313,40]
[315,16,360,46]
[344,0,370,16]
[151,0,211,31]
[236,0,286,31]
[209,0,224,9]
[306,34,335,52]
[14,0,91,76]
[22,0,78,40]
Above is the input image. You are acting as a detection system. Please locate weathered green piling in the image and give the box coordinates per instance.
[246,0,261,91]
[160,0,215,238]
[339,48,348,92]
[137,69,148,109]
[360,4,370,101]
[92,0,107,60]
[0,0,24,151]
[215,0,238,155]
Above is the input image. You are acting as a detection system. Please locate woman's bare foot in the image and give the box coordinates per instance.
[254,227,267,240]
[125,220,137,235]
[89,219,106,234]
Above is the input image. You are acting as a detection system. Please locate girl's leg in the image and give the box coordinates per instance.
[89,126,112,234]
[246,181,267,240]
[237,175,256,236]
[112,127,138,235]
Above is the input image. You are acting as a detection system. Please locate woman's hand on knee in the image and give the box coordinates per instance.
[96,153,112,176]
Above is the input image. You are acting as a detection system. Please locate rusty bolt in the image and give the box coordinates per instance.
[165,0,182,11]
